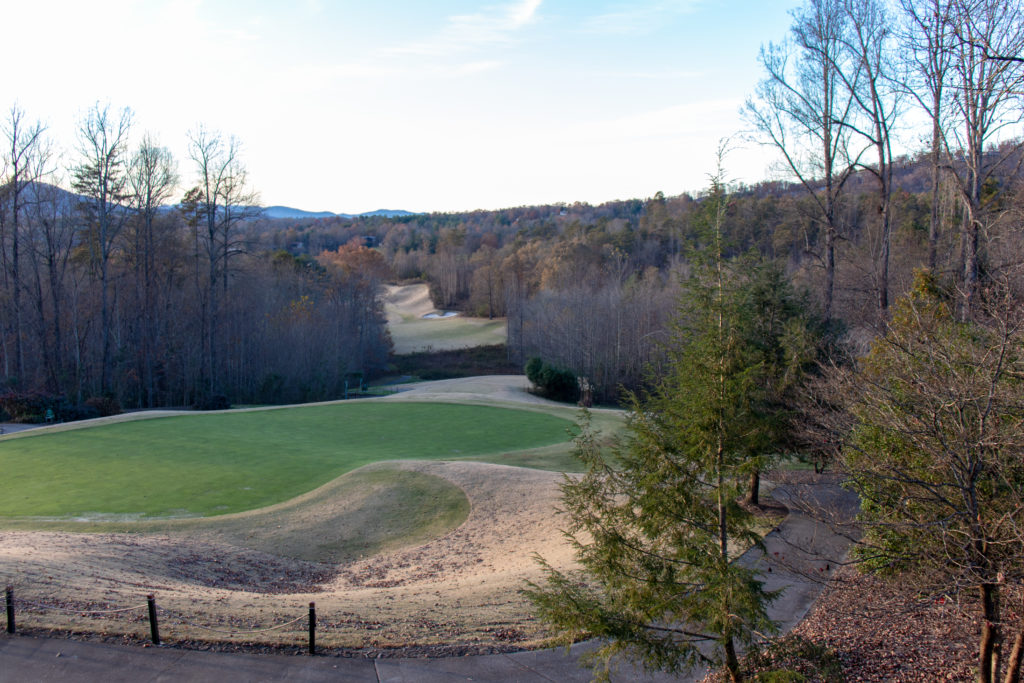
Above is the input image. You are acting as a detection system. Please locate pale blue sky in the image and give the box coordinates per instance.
[3,0,798,213]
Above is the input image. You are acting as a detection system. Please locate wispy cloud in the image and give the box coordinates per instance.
[596,67,703,80]
[387,0,543,57]
[278,57,504,93]
[561,99,743,143]
[582,0,702,35]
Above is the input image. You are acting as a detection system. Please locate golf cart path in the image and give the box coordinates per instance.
[0,376,858,681]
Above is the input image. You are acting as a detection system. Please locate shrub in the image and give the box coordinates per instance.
[0,391,61,423]
[59,402,100,422]
[524,357,544,385]
[84,396,122,417]
[524,358,579,403]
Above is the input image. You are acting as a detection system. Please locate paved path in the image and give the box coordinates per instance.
[0,479,856,682]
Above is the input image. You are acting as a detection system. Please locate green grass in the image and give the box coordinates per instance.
[0,402,573,520]
[181,464,470,563]
[3,464,473,562]
[389,316,507,354]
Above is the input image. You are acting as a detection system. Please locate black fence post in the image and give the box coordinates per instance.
[5,587,14,634]
[147,595,160,645]
[308,602,316,655]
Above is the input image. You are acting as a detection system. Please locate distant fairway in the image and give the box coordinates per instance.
[384,283,507,354]
[0,402,573,519]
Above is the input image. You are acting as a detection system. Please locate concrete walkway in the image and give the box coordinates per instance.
[0,480,856,682]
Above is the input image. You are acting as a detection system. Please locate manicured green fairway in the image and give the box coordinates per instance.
[0,402,573,519]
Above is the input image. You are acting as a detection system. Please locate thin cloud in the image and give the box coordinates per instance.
[582,0,702,35]
[560,99,743,143]
[597,67,703,80]
[387,0,543,57]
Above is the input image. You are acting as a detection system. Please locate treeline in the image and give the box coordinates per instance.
[250,143,1021,403]
[250,0,1024,406]
[6,0,1023,416]
[0,104,390,415]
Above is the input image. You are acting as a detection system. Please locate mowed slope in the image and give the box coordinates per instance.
[0,402,572,519]
[0,460,577,650]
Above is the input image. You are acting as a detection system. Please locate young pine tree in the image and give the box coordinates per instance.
[524,164,790,682]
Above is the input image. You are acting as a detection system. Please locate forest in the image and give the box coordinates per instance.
[2,0,1023,413]
[0,109,391,414]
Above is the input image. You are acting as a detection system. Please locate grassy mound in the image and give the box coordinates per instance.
[0,402,572,519]
[176,464,472,563]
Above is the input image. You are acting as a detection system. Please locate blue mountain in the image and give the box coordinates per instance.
[261,206,419,220]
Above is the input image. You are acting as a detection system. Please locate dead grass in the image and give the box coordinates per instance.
[0,460,575,651]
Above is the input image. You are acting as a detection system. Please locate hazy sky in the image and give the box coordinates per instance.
[3,0,800,213]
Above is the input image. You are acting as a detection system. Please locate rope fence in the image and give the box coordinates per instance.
[4,587,320,654]
[162,612,306,636]
[14,599,149,615]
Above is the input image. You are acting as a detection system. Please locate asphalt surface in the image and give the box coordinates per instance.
[0,479,857,682]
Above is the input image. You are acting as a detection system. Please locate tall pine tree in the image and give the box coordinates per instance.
[524,158,813,682]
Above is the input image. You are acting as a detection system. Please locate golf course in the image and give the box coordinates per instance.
[0,374,625,653]
[0,402,573,519]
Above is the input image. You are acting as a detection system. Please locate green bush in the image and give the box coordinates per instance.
[524,358,579,403]
[525,357,544,385]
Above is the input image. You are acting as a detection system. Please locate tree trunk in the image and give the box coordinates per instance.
[746,469,760,507]
[1004,623,1023,683]
[824,226,835,323]
[980,582,1000,683]
[927,113,942,271]
[724,635,742,682]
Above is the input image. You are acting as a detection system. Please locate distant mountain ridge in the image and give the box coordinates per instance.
[261,206,419,220]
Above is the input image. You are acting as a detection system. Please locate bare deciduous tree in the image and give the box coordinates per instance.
[1,105,50,383]
[899,0,957,271]
[745,0,859,322]
[186,126,258,395]
[127,136,178,406]
[944,0,1024,318]
[839,0,901,314]
[71,102,132,394]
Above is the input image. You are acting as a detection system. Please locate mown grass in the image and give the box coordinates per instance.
[185,464,470,563]
[1,464,473,562]
[389,316,507,354]
[0,402,572,520]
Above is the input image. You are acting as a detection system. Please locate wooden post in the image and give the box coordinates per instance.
[147,595,160,645]
[308,602,316,655]
[5,587,14,634]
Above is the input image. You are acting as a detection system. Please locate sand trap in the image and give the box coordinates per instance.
[383,283,437,322]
